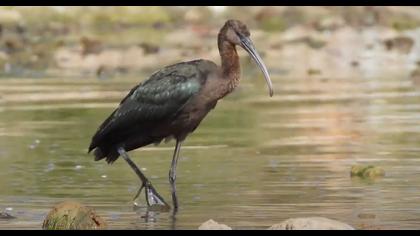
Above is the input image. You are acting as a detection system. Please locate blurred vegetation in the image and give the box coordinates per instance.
[0,6,419,78]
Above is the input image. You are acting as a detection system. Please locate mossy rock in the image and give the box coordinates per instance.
[42,201,107,230]
[350,165,368,177]
[350,165,385,179]
[363,167,385,178]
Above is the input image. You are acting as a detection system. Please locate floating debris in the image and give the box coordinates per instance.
[45,163,55,172]
[74,165,83,170]
[29,139,41,149]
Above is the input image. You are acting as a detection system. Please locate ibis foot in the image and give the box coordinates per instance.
[117,147,170,211]
[133,181,170,211]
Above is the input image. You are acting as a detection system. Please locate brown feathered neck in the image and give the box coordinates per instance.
[217,27,240,91]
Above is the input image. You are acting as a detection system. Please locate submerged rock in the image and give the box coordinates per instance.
[350,165,385,178]
[42,201,107,230]
[350,165,366,176]
[198,219,232,230]
[363,167,386,178]
[268,217,354,230]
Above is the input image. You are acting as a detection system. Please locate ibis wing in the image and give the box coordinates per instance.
[88,63,205,151]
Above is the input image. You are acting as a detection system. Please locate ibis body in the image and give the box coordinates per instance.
[88,19,273,212]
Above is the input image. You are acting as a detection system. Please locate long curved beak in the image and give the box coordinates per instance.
[240,35,274,97]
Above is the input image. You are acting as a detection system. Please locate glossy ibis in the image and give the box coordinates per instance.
[88,19,273,212]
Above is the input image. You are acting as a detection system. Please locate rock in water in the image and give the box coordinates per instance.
[42,201,107,230]
[269,217,354,230]
[351,165,385,178]
[351,165,368,177]
[198,219,232,230]
[362,167,385,178]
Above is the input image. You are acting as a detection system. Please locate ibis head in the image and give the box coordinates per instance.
[222,19,274,97]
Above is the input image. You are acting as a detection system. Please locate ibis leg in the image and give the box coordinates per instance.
[169,140,182,212]
[117,147,170,210]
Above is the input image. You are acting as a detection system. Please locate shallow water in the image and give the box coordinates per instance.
[0,71,420,229]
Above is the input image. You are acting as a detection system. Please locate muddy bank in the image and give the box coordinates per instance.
[1,7,419,79]
[49,26,420,79]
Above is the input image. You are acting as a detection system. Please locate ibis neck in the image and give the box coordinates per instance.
[218,35,240,91]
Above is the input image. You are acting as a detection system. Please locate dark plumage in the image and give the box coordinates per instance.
[88,60,218,163]
[88,19,273,212]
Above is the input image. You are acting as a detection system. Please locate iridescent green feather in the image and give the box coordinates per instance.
[89,60,214,151]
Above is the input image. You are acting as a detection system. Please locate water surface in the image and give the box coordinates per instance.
[0,72,420,229]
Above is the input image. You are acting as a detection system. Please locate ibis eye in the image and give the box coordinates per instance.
[236,32,246,41]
